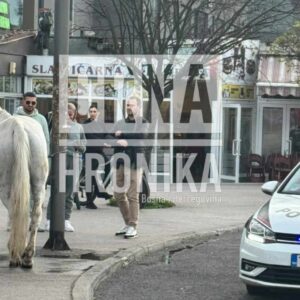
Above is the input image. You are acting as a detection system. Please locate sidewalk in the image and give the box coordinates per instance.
[0,184,269,300]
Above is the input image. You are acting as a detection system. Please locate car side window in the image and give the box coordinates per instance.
[281,168,300,195]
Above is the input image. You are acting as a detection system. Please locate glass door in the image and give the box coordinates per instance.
[221,105,254,182]
[261,106,284,156]
[222,107,238,181]
[239,108,254,179]
[261,104,300,157]
[287,106,300,156]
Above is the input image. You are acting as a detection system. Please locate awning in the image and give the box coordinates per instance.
[257,56,300,97]
[258,86,300,98]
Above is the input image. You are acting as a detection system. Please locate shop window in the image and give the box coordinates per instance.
[0,98,20,114]
[9,0,23,28]
[69,78,89,97]
[36,98,52,117]
[104,100,115,123]
[91,79,118,98]
[0,76,19,93]
[123,80,142,99]
[142,99,170,122]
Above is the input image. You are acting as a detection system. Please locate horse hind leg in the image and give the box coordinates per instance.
[21,185,45,269]
[7,206,22,267]
[8,238,22,268]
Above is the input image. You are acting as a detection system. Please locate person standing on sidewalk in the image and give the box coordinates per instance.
[46,102,86,232]
[82,104,112,209]
[15,92,50,154]
[114,95,148,239]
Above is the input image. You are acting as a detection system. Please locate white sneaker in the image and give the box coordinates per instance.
[124,226,137,239]
[64,220,75,232]
[45,220,50,231]
[37,225,45,232]
[115,225,129,236]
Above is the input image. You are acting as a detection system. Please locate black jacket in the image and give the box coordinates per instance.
[114,116,148,169]
[83,118,112,155]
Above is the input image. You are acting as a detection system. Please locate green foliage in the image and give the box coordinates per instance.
[271,20,300,84]
[108,197,175,209]
[141,197,176,209]
[272,21,300,56]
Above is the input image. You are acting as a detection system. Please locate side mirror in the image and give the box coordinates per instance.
[261,181,279,195]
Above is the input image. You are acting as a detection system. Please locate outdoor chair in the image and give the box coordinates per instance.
[247,154,265,182]
[273,155,291,181]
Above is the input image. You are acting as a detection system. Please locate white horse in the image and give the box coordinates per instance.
[0,108,48,268]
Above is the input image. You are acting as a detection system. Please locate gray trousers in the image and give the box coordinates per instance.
[47,154,81,220]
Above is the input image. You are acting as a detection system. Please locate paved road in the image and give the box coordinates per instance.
[95,231,300,300]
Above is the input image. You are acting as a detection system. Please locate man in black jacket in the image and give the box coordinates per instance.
[83,105,111,209]
[114,96,148,238]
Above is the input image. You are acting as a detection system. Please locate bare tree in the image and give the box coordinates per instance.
[77,0,296,53]
[75,0,298,119]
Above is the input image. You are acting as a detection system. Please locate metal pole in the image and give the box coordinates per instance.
[44,0,70,250]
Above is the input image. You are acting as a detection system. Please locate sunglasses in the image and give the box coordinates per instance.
[25,101,37,106]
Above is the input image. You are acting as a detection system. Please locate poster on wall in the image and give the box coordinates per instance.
[33,78,91,97]
[68,79,89,96]
[32,79,53,95]
[222,40,259,84]
[92,80,117,97]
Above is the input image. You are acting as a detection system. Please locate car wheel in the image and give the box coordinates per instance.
[246,285,264,295]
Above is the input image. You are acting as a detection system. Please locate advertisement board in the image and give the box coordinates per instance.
[222,40,259,100]
[0,1,10,29]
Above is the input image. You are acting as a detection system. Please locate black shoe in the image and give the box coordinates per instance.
[86,202,97,209]
[73,193,81,210]
[97,192,113,200]
[79,201,87,206]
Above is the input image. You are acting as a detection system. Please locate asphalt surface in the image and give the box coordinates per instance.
[95,231,300,300]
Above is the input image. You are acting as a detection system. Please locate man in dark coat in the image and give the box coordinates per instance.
[113,96,148,238]
[83,105,112,209]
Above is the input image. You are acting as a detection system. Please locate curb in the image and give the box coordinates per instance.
[72,226,243,300]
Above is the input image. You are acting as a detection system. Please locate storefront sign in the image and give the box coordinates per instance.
[222,84,254,99]
[222,40,258,100]
[26,56,132,77]
[0,1,8,14]
[0,1,10,29]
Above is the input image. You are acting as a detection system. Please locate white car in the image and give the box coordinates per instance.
[240,163,300,295]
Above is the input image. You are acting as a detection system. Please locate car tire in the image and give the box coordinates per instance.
[246,285,264,295]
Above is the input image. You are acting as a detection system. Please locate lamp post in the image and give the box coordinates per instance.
[44,0,70,250]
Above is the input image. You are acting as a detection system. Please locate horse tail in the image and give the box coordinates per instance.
[8,118,30,262]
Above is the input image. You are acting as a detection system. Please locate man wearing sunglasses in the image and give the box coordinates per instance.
[15,92,50,153]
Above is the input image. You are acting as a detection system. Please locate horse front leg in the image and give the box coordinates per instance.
[22,190,44,269]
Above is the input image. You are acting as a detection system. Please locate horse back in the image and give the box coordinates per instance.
[14,116,49,183]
